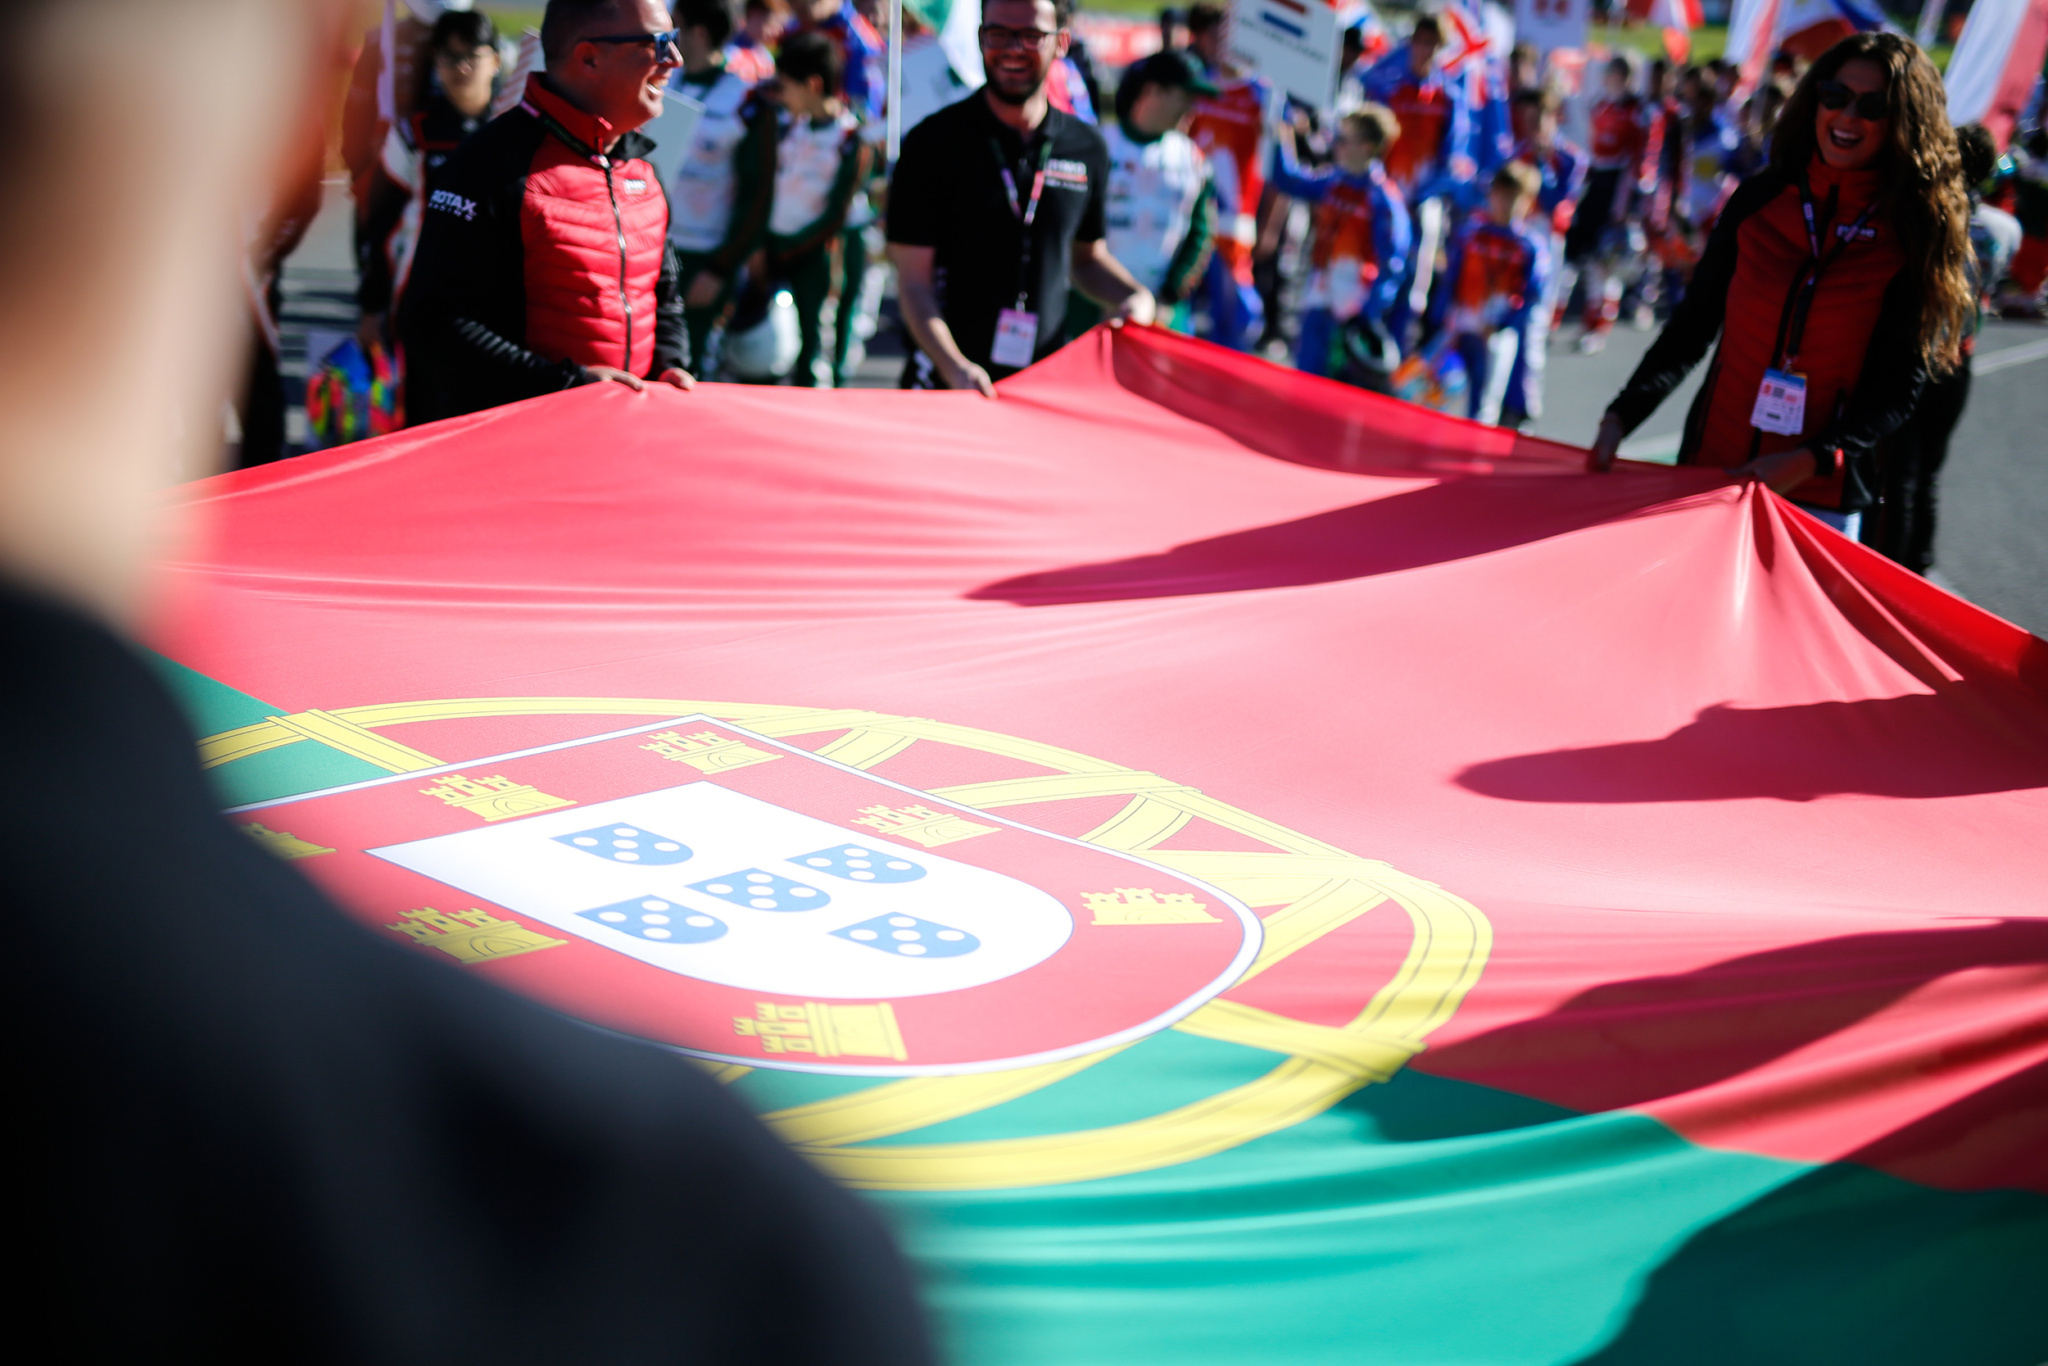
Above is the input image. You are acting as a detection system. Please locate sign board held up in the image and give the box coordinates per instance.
[1228,0,1343,111]
[1514,0,1589,53]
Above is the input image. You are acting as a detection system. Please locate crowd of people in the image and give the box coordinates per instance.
[296,0,2046,577]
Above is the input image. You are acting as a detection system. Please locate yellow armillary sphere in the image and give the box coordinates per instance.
[203,697,1493,1191]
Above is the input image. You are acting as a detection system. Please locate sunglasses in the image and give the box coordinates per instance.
[586,28,683,60]
[1816,80,1889,121]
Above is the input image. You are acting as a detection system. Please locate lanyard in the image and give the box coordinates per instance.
[992,134,1055,309]
[1777,178,1879,369]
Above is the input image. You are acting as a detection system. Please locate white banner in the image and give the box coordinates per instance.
[1229,0,1345,111]
[1724,0,1780,94]
[1946,0,2048,145]
[1948,0,2033,125]
[1513,0,1588,54]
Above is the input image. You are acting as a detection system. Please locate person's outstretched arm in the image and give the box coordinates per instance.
[885,122,995,396]
[890,243,994,396]
[1072,238,1156,323]
[1266,127,1334,202]
[1589,171,1776,469]
[1069,135,1154,325]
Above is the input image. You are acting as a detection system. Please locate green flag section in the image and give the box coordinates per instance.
[156,327,2048,1361]
[890,1070,2044,1365]
[148,651,394,805]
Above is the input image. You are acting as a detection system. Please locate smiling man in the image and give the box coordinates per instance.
[401,0,696,423]
[887,0,1153,395]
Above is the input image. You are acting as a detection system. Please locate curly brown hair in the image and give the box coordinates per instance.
[1769,33,1971,374]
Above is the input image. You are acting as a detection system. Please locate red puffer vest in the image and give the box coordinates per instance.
[518,82,669,375]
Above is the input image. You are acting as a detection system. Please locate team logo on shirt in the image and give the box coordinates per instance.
[426,188,478,221]
[209,699,1490,1187]
[1046,158,1091,188]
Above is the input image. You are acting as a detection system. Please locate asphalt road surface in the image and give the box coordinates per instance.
[281,180,2046,636]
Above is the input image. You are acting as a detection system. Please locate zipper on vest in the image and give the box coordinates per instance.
[601,154,632,370]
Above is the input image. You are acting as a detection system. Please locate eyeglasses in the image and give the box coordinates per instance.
[1815,80,1889,121]
[979,24,1059,50]
[586,29,683,61]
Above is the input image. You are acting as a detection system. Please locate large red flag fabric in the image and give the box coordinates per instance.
[154,327,2047,1364]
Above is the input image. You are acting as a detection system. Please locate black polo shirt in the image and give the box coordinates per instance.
[887,89,1108,377]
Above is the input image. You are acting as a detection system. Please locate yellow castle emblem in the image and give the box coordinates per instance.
[419,773,574,822]
[1083,887,1222,925]
[851,803,998,848]
[240,822,334,860]
[386,906,567,963]
[640,728,782,773]
[734,1001,907,1060]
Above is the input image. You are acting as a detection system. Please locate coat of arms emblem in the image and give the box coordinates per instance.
[236,716,1264,1075]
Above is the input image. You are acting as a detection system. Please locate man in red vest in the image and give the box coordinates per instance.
[403,0,695,424]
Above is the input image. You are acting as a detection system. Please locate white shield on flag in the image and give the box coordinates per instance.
[232,714,1265,1076]
[371,782,1075,1000]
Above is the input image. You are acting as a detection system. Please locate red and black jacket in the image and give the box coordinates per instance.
[400,78,686,425]
[1606,158,1925,511]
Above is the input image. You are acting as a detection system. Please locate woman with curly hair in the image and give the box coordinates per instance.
[1587,33,1972,537]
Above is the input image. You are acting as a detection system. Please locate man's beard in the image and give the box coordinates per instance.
[986,67,1047,105]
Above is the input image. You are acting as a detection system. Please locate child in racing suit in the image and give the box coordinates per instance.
[1562,55,1648,352]
[1428,162,1546,426]
[1267,103,1411,379]
[767,31,873,386]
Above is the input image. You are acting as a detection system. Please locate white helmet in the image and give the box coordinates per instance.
[721,289,801,382]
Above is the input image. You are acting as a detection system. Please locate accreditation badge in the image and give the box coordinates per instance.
[1750,367,1807,436]
[990,307,1040,369]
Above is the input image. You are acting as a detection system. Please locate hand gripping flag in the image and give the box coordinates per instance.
[157,325,2047,1365]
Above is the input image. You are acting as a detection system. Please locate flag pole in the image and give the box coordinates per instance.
[1914,0,1944,49]
[377,0,397,125]
[887,0,905,167]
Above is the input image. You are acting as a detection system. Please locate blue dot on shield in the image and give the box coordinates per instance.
[689,869,831,912]
[789,845,926,883]
[832,914,979,958]
[579,896,725,943]
[555,824,693,865]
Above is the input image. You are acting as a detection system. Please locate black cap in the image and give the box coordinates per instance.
[1128,48,1221,98]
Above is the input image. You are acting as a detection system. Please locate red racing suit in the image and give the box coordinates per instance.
[400,78,686,425]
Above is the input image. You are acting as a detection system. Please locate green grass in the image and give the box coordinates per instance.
[482,6,545,35]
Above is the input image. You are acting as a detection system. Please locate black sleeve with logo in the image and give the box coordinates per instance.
[399,112,589,425]
[885,94,1109,374]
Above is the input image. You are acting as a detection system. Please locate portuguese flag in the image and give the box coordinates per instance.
[155,328,2047,1364]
